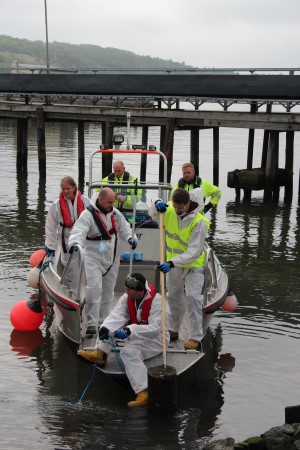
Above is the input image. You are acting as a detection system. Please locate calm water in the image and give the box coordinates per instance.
[1,118,300,450]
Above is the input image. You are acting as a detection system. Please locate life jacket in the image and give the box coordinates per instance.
[59,190,85,228]
[164,206,210,268]
[59,191,85,253]
[178,176,202,190]
[86,205,117,240]
[127,284,156,325]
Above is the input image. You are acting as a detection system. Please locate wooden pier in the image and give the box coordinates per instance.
[0,68,300,203]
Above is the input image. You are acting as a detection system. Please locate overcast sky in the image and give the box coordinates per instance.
[1,0,299,68]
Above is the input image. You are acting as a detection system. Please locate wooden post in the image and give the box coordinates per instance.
[213,127,220,186]
[264,131,279,202]
[78,121,85,192]
[284,131,294,203]
[17,118,28,176]
[190,127,199,175]
[244,102,257,201]
[140,125,148,182]
[159,119,175,184]
[102,121,114,178]
[36,108,46,179]
[261,104,272,169]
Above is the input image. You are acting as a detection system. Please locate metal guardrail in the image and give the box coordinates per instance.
[1,65,300,75]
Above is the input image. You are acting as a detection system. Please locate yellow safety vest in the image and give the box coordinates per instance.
[164,206,210,268]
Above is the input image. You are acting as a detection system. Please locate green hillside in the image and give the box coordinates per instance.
[0,35,193,70]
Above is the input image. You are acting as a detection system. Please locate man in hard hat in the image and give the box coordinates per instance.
[78,272,167,407]
[172,162,221,214]
[150,188,210,350]
[68,187,138,337]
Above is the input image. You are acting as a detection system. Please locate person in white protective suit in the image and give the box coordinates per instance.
[149,188,210,351]
[68,187,138,337]
[45,176,90,292]
[77,272,168,407]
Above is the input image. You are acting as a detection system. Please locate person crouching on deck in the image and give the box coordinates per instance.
[78,272,168,407]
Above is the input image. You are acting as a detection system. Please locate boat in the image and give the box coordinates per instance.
[40,113,229,380]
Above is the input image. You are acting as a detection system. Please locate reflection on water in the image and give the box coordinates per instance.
[1,119,300,448]
[9,315,231,450]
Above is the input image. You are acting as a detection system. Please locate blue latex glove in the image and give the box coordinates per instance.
[114,327,131,340]
[45,246,55,257]
[98,326,109,341]
[155,200,168,213]
[128,238,138,250]
[158,262,172,273]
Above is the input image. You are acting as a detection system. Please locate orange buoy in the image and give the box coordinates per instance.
[221,291,238,312]
[10,299,44,331]
[29,249,46,268]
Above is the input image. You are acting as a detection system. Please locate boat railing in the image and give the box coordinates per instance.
[60,244,85,302]
[203,244,219,306]
[87,145,171,202]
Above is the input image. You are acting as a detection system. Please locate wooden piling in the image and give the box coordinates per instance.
[261,104,272,169]
[264,131,279,202]
[213,127,220,186]
[36,108,46,179]
[17,118,28,176]
[102,121,114,178]
[159,120,175,183]
[244,103,257,201]
[190,127,199,175]
[140,125,148,182]
[78,121,85,192]
[284,131,294,203]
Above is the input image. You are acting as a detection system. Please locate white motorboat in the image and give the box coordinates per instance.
[40,114,229,378]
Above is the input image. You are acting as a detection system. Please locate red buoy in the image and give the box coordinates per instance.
[222,291,238,312]
[10,299,44,331]
[29,249,46,268]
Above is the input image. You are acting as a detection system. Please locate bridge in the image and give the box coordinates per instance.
[0,68,299,203]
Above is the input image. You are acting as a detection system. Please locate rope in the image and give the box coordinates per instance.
[75,334,125,404]
[76,363,97,404]
[108,335,125,372]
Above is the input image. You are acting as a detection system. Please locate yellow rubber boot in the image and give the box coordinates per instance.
[77,349,107,367]
[128,389,149,407]
[184,339,200,350]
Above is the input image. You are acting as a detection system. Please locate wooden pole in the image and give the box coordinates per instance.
[261,104,272,169]
[213,126,220,186]
[102,121,114,178]
[284,130,294,203]
[159,213,167,368]
[36,108,46,179]
[190,127,199,175]
[17,118,28,177]
[78,121,85,192]
[244,102,257,201]
[264,131,279,202]
[140,125,148,182]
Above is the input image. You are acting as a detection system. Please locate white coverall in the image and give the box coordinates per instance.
[45,191,90,292]
[96,283,167,394]
[149,194,208,342]
[45,191,90,261]
[68,192,136,328]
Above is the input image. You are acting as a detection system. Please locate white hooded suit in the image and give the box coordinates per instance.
[68,192,136,327]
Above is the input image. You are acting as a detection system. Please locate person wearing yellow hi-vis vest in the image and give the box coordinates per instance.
[100,160,142,209]
[171,162,221,214]
[149,188,210,351]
